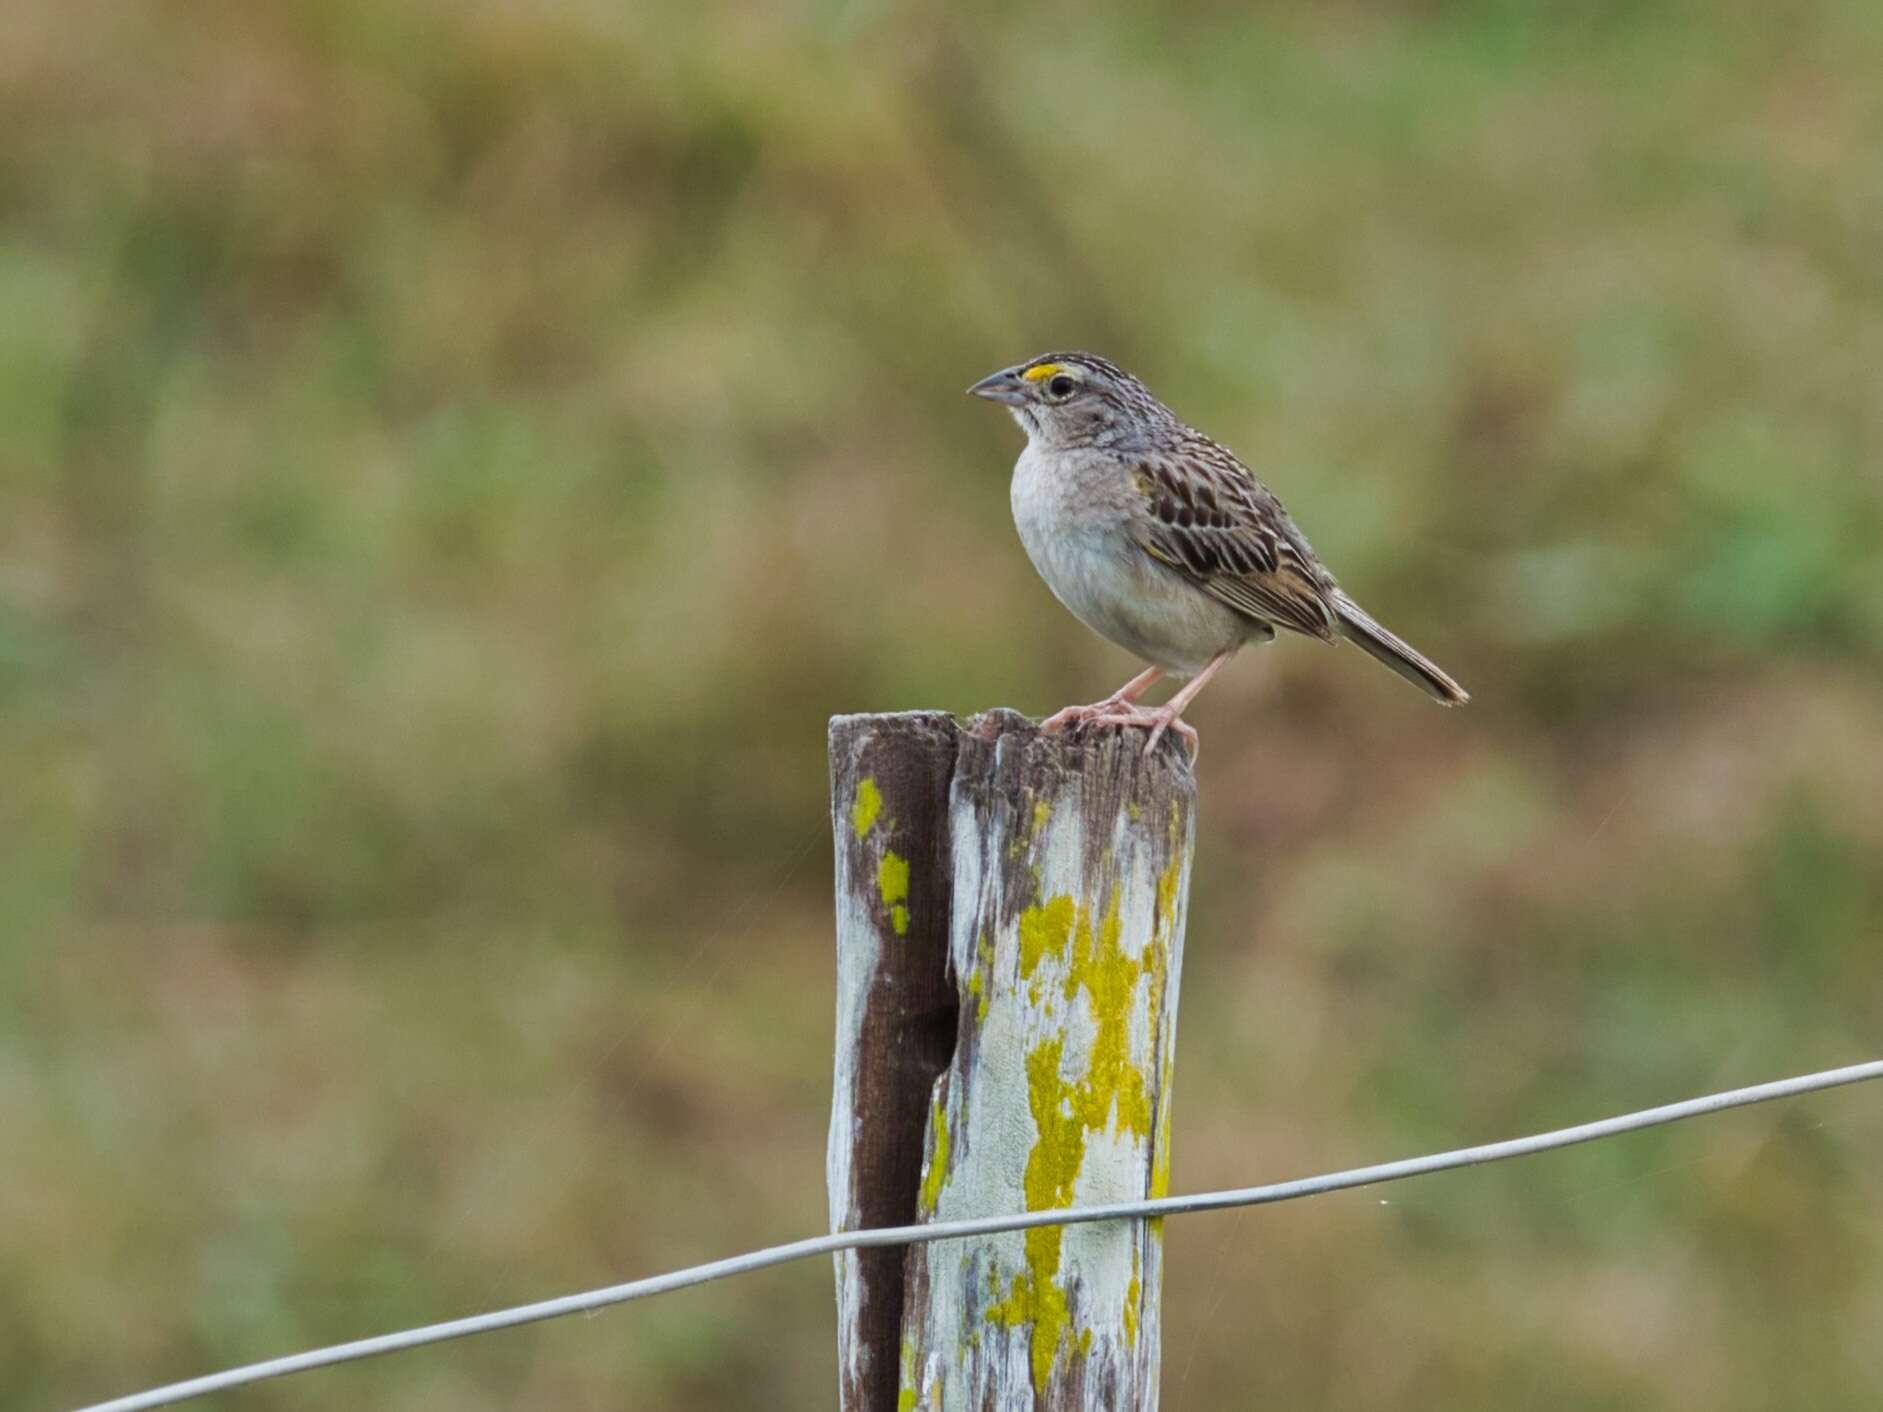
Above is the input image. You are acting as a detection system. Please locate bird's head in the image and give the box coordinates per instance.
[967,352,1168,450]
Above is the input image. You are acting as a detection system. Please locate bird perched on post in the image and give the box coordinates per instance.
[969,352,1467,756]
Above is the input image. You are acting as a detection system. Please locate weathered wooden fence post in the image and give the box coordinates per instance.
[830,710,1196,1411]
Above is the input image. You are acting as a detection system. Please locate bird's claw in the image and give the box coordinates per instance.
[1137,708,1199,760]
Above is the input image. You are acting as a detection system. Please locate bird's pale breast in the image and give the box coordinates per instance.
[1010,443,1255,678]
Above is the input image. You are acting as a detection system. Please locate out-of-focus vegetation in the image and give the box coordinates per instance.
[5,1,1883,1407]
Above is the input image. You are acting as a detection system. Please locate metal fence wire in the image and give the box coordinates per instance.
[75,1059,1883,1412]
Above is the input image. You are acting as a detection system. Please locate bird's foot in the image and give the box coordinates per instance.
[1040,666,1167,735]
[1137,705,1199,760]
[1039,698,1152,733]
[1041,703,1198,759]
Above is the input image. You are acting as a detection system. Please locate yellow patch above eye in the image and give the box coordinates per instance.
[1021,363,1064,383]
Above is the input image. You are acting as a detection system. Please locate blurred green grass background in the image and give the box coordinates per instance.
[5,0,1883,1407]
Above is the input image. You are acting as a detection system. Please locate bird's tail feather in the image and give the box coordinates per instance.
[1332,590,1469,705]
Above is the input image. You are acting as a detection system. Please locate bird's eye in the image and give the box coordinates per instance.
[1047,374,1077,399]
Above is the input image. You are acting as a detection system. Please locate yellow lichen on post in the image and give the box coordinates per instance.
[853,776,883,839]
[966,930,996,1025]
[898,1334,921,1412]
[1017,895,1075,978]
[878,850,911,936]
[1123,1247,1141,1346]
[919,1093,951,1216]
[1060,887,1153,1142]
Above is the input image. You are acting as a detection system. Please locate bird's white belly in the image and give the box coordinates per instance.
[1010,447,1251,678]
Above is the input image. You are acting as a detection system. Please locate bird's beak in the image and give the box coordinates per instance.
[967,367,1029,406]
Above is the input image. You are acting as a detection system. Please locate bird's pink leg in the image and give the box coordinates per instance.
[1136,650,1232,758]
[1102,664,1166,708]
[1039,665,1164,733]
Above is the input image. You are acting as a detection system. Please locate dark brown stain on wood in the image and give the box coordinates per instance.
[829,713,962,1412]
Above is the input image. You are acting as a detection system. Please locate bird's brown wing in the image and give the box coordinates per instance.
[1131,441,1339,641]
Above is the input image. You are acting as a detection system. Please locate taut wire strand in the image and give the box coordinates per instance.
[76,1059,1883,1412]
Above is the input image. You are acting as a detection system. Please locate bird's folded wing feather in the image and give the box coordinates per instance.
[1132,447,1338,640]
